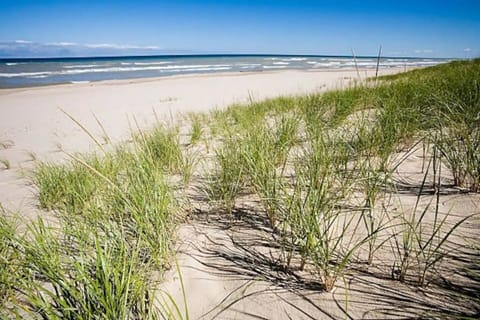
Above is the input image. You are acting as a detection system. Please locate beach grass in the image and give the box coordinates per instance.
[390,147,473,286]
[0,210,22,314]
[200,58,479,293]
[1,59,479,318]
[1,124,188,318]
[204,136,246,215]
[187,113,204,145]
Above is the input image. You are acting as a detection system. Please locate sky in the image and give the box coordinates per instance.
[0,0,479,58]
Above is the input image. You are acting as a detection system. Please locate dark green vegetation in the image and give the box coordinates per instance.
[1,59,479,318]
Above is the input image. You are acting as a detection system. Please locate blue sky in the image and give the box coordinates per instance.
[0,0,479,58]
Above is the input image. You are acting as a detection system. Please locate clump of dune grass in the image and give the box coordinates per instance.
[0,212,190,319]
[240,117,298,227]
[209,95,300,138]
[34,160,101,212]
[279,131,370,291]
[35,144,177,269]
[188,113,204,145]
[8,119,194,318]
[134,125,183,172]
[204,137,245,214]
[134,124,197,184]
[17,218,158,319]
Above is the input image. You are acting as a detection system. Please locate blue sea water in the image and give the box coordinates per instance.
[0,54,451,88]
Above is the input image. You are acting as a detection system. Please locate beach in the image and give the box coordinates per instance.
[0,68,398,212]
[1,0,478,317]
[1,64,478,319]
[0,67,406,318]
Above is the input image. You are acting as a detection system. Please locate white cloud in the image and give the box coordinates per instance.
[0,40,165,57]
[464,48,472,52]
[46,42,78,46]
[85,43,126,49]
[414,49,434,54]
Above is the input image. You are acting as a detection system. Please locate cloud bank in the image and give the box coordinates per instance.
[0,40,175,58]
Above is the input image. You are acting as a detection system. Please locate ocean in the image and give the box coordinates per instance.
[0,54,451,88]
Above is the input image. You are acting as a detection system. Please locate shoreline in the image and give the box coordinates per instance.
[0,67,408,93]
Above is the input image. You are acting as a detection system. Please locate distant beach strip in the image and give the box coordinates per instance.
[0,54,451,88]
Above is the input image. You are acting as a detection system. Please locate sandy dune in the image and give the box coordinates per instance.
[0,69,398,213]
[4,67,477,319]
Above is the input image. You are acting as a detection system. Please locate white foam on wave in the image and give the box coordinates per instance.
[328,58,351,63]
[281,58,307,62]
[63,64,101,69]
[304,59,445,69]
[6,63,19,66]
[235,63,262,67]
[160,66,232,73]
[387,59,409,62]
[263,65,287,69]
[309,63,340,68]
[70,81,90,84]
[0,64,233,78]
[382,60,441,67]
[272,62,290,65]
[0,71,53,78]
[133,61,172,66]
[264,57,307,61]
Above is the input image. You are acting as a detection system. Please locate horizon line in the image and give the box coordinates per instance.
[0,52,458,61]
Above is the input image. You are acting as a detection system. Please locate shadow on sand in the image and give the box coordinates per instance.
[179,199,480,319]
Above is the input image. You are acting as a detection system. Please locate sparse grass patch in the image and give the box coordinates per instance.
[390,148,472,286]
[433,94,480,192]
